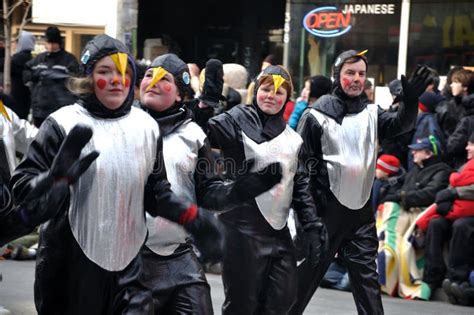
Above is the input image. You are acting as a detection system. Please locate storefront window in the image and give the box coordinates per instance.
[407,0,474,76]
[289,0,401,92]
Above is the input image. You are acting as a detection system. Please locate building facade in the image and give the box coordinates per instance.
[287,0,474,91]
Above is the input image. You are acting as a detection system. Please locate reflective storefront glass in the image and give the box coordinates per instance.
[288,0,401,91]
[407,0,474,75]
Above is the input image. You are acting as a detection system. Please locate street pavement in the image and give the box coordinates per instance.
[0,260,472,314]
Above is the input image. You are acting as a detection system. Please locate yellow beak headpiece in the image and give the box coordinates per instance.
[272,74,286,94]
[110,52,128,85]
[146,67,169,92]
[0,100,11,122]
[356,49,368,57]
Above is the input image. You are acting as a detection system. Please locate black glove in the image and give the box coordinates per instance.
[436,200,453,216]
[401,65,433,106]
[232,159,283,201]
[184,208,224,263]
[20,124,99,227]
[435,188,458,203]
[299,219,328,267]
[198,59,225,108]
[49,124,99,183]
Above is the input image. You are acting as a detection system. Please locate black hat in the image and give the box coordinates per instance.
[309,75,332,99]
[333,49,368,80]
[259,65,293,91]
[79,34,136,116]
[80,34,132,77]
[419,92,444,112]
[254,65,293,104]
[45,26,62,45]
[149,53,191,99]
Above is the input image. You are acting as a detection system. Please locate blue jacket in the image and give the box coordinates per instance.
[288,100,308,129]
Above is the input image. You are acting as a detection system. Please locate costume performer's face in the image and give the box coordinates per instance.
[256,82,288,115]
[93,56,131,110]
[140,68,181,112]
[466,141,474,160]
[339,59,366,98]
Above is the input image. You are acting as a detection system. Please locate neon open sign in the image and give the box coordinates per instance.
[303,6,352,38]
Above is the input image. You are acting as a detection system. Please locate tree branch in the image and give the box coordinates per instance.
[6,0,25,18]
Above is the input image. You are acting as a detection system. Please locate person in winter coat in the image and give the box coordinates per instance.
[288,75,332,130]
[10,31,35,119]
[207,65,327,314]
[389,136,451,210]
[437,68,474,142]
[416,149,474,232]
[139,53,282,314]
[290,49,432,315]
[372,154,405,211]
[419,133,474,305]
[0,102,37,245]
[23,26,80,127]
[447,93,474,169]
[10,34,221,315]
[377,136,450,296]
[407,91,446,170]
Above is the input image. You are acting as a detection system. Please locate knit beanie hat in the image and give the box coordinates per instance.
[309,75,332,99]
[377,154,400,175]
[45,26,62,45]
[418,92,444,113]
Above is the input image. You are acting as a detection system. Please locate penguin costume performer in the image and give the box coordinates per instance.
[139,54,283,314]
[0,102,38,245]
[289,50,433,315]
[207,65,327,314]
[11,35,221,315]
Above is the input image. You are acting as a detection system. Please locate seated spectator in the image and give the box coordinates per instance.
[376,136,450,298]
[372,154,405,212]
[416,133,474,305]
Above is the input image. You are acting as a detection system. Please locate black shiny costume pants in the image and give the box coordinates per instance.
[141,246,213,315]
[221,223,297,315]
[34,215,153,315]
[289,195,384,315]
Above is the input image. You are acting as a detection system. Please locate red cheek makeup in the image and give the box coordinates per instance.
[163,82,172,93]
[342,78,351,89]
[96,79,107,90]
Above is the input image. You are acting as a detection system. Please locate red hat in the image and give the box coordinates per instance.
[377,154,400,175]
